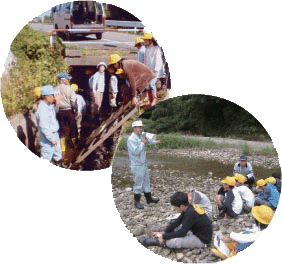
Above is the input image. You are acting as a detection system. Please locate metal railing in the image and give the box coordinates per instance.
[50,27,144,49]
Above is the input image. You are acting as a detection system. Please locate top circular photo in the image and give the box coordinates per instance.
[0,1,170,171]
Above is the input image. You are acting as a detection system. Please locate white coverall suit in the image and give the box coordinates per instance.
[127,132,156,194]
[36,101,62,162]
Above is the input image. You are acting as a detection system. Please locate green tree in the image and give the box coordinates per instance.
[1,25,68,117]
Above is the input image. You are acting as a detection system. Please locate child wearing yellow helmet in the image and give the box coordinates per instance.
[214,176,243,220]
[135,38,145,63]
[212,205,274,259]
[254,178,280,209]
[108,54,155,107]
[71,84,86,136]
[272,171,281,193]
[234,174,255,213]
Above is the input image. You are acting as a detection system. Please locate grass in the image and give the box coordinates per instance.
[118,134,229,151]
[117,134,278,156]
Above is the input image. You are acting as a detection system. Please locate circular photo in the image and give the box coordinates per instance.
[111,94,281,263]
[0,1,170,171]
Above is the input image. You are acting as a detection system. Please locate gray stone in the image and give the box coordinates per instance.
[132,226,145,236]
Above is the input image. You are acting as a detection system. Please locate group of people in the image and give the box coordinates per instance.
[90,32,169,124]
[34,32,169,164]
[126,121,280,258]
[35,73,86,165]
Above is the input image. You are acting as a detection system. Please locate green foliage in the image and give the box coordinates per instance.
[118,134,226,151]
[1,25,68,117]
[141,95,270,141]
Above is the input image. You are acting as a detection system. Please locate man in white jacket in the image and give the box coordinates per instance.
[127,120,161,209]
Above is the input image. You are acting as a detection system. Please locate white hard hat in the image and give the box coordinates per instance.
[97,62,107,69]
[132,120,143,127]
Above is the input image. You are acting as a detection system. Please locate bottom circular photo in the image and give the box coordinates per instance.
[111,94,280,263]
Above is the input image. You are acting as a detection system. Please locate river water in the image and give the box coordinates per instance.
[111,151,280,189]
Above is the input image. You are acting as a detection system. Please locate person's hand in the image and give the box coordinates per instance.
[51,141,57,146]
[142,137,148,144]
[152,70,158,77]
[131,97,138,106]
[151,232,164,238]
[156,140,161,144]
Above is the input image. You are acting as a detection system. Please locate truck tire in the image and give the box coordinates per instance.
[96,33,102,40]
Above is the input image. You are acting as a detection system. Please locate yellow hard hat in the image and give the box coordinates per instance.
[135,38,144,46]
[108,54,121,65]
[142,32,153,40]
[221,176,236,186]
[252,205,274,225]
[71,84,78,92]
[235,174,246,183]
[115,68,125,75]
[265,177,276,185]
[34,86,41,98]
[256,179,266,189]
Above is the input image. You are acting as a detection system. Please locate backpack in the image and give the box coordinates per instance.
[89,74,95,90]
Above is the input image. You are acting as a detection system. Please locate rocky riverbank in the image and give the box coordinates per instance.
[111,148,280,263]
[153,147,279,169]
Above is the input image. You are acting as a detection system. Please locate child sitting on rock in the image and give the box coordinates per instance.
[214,176,243,220]
[254,178,280,210]
[212,205,274,259]
[188,190,213,219]
[234,174,255,213]
[139,191,213,249]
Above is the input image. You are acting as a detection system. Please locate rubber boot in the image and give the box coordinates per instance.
[144,192,160,204]
[54,159,64,168]
[60,137,66,152]
[134,194,144,209]
[139,237,160,247]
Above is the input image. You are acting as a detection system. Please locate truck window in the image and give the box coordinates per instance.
[65,2,71,14]
[96,2,103,15]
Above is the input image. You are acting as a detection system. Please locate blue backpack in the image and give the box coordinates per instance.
[89,74,95,89]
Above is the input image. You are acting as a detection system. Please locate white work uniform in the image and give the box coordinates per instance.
[127,132,157,194]
[36,100,62,162]
[92,71,105,112]
[144,44,163,91]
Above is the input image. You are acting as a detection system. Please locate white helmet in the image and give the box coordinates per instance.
[97,62,107,69]
[132,120,143,127]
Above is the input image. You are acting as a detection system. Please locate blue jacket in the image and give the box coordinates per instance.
[36,101,59,143]
[275,178,281,193]
[127,132,157,166]
[258,183,280,209]
[127,132,146,166]
[233,162,255,180]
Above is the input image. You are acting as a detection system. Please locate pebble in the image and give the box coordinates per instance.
[112,148,279,263]
[176,252,184,260]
